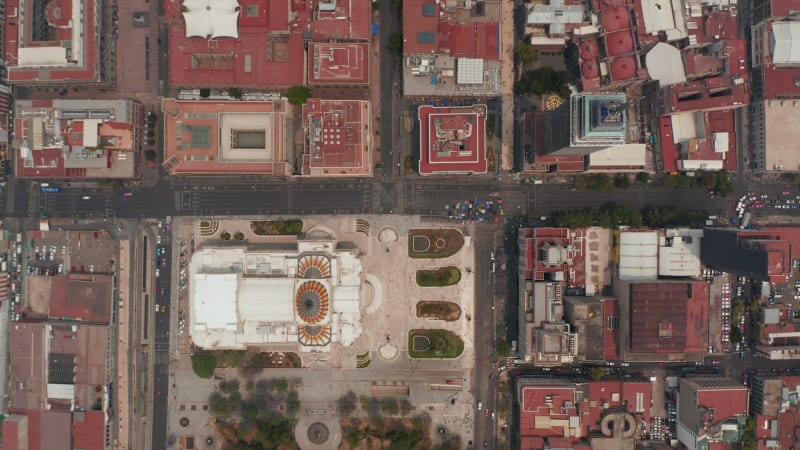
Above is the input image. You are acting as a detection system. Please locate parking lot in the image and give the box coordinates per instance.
[737,190,800,226]
[27,230,117,276]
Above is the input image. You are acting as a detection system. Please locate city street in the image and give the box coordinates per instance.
[471,225,501,449]
[12,177,730,222]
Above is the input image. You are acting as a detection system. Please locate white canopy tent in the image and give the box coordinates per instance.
[182,0,241,39]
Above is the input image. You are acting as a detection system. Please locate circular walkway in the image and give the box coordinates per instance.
[294,415,341,450]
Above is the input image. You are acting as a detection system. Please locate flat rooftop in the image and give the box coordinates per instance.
[13,99,140,179]
[4,0,101,83]
[48,274,113,325]
[762,99,800,171]
[418,105,488,175]
[166,0,370,87]
[302,98,372,177]
[308,42,369,85]
[628,281,709,354]
[161,99,291,175]
[660,110,737,172]
[403,0,501,59]
[9,322,108,413]
[189,243,364,350]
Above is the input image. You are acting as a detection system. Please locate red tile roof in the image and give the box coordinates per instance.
[760,225,800,259]
[755,414,775,440]
[610,56,638,81]
[72,411,106,450]
[48,274,113,325]
[520,384,578,438]
[601,7,631,33]
[308,43,370,85]
[161,99,290,175]
[9,324,46,412]
[520,436,546,450]
[15,411,41,450]
[518,379,652,441]
[718,229,792,284]
[418,105,488,175]
[40,411,71,450]
[769,0,800,18]
[14,106,139,179]
[301,99,372,176]
[166,0,370,87]
[605,31,634,57]
[2,415,23,450]
[763,66,800,99]
[5,0,100,83]
[305,0,371,41]
[15,145,66,178]
[697,388,749,423]
[665,34,749,113]
[402,0,500,59]
[777,410,800,449]
[661,109,738,172]
[628,281,709,353]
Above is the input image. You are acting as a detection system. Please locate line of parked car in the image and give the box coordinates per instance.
[5,237,24,321]
[721,277,731,346]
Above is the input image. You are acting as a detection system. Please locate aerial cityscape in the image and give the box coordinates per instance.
[0,0,799,449]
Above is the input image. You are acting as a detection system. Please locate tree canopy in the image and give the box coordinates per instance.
[552,206,708,229]
[515,41,539,65]
[387,32,403,55]
[515,67,571,99]
[286,86,312,105]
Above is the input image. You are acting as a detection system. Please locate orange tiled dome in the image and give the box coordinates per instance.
[295,281,329,324]
[299,325,331,346]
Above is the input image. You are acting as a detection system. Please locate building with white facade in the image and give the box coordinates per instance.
[189,237,364,351]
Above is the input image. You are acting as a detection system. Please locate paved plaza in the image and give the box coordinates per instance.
[166,215,477,447]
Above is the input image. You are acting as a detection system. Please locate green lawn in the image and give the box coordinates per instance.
[416,266,461,287]
[408,329,464,359]
[408,229,465,258]
[191,352,216,379]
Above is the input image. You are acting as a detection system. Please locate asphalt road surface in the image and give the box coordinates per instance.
[532,185,726,213]
[19,176,731,221]
[151,224,171,450]
[176,181,374,216]
[378,0,403,211]
[472,226,500,449]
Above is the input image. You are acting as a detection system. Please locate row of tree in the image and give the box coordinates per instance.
[336,391,413,418]
[196,86,312,105]
[664,170,734,196]
[574,173,651,191]
[552,206,708,229]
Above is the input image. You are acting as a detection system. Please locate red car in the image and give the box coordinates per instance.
[161,258,167,267]
[484,408,489,417]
